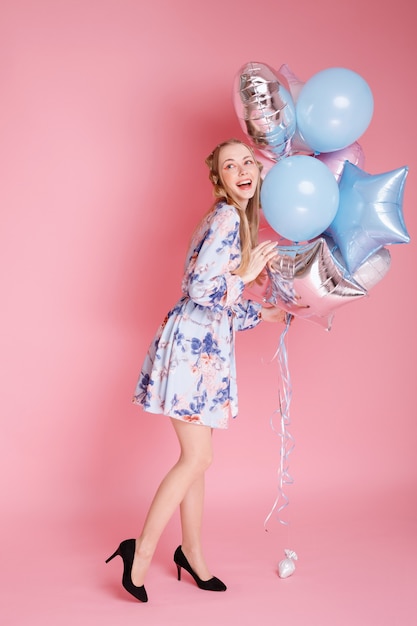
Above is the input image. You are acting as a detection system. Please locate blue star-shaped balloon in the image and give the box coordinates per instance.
[327,161,410,274]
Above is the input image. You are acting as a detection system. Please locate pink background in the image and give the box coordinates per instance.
[1,0,416,624]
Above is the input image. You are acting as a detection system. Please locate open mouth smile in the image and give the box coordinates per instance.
[237,179,252,190]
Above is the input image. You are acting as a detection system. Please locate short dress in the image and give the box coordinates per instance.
[132,201,262,429]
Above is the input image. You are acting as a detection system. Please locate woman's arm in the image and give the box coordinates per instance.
[184,206,246,309]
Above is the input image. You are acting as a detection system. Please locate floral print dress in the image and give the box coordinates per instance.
[132,201,262,429]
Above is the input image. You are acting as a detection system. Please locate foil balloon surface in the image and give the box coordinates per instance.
[327,162,410,273]
[317,141,365,182]
[264,238,367,330]
[326,236,392,291]
[233,61,296,161]
[278,63,313,155]
[278,64,304,102]
[352,247,391,291]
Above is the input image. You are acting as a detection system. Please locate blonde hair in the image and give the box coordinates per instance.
[205,138,263,276]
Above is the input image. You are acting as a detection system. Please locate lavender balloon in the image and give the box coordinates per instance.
[317,142,365,182]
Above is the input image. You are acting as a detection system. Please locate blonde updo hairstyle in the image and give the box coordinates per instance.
[205,138,263,277]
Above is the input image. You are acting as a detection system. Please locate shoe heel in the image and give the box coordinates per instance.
[105,547,120,563]
[173,545,227,592]
[105,539,148,602]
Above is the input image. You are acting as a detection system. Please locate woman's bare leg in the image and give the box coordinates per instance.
[130,418,213,586]
[179,474,212,580]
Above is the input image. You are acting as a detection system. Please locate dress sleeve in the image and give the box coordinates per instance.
[232,299,262,331]
[183,205,246,310]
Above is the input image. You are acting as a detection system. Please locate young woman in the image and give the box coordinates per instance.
[106,139,286,602]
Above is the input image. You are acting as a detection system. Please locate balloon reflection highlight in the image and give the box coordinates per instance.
[264,238,367,330]
[296,67,374,153]
[327,162,410,273]
[261,155,339,242]
[233,61,296,160]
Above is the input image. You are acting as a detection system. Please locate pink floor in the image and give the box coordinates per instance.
[4,500,416,626]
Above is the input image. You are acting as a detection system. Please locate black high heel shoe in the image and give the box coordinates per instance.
[173,546,227,592]
[106,538,148,602]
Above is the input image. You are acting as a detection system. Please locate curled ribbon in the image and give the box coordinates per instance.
[264,313,295,529]
[283,549,298,561]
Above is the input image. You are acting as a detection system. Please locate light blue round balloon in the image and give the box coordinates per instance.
[261,155,340,242]
[296,67,374,154]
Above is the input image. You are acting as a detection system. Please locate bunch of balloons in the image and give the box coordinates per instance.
[233,61,410,329]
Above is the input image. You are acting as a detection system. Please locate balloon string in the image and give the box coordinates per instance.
[264,313,294,530]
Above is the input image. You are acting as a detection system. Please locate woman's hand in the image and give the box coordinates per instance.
[235,240,278,285]
[260,306,289,323]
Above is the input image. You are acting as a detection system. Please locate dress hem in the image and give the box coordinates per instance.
[132,400,230,430]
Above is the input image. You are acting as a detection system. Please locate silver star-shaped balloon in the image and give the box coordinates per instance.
[265,238,367,330]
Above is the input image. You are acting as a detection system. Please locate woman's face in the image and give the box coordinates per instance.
[218,143,260,209]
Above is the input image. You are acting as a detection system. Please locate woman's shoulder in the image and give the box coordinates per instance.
[210,201,240,224]
[189,203,239,250]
